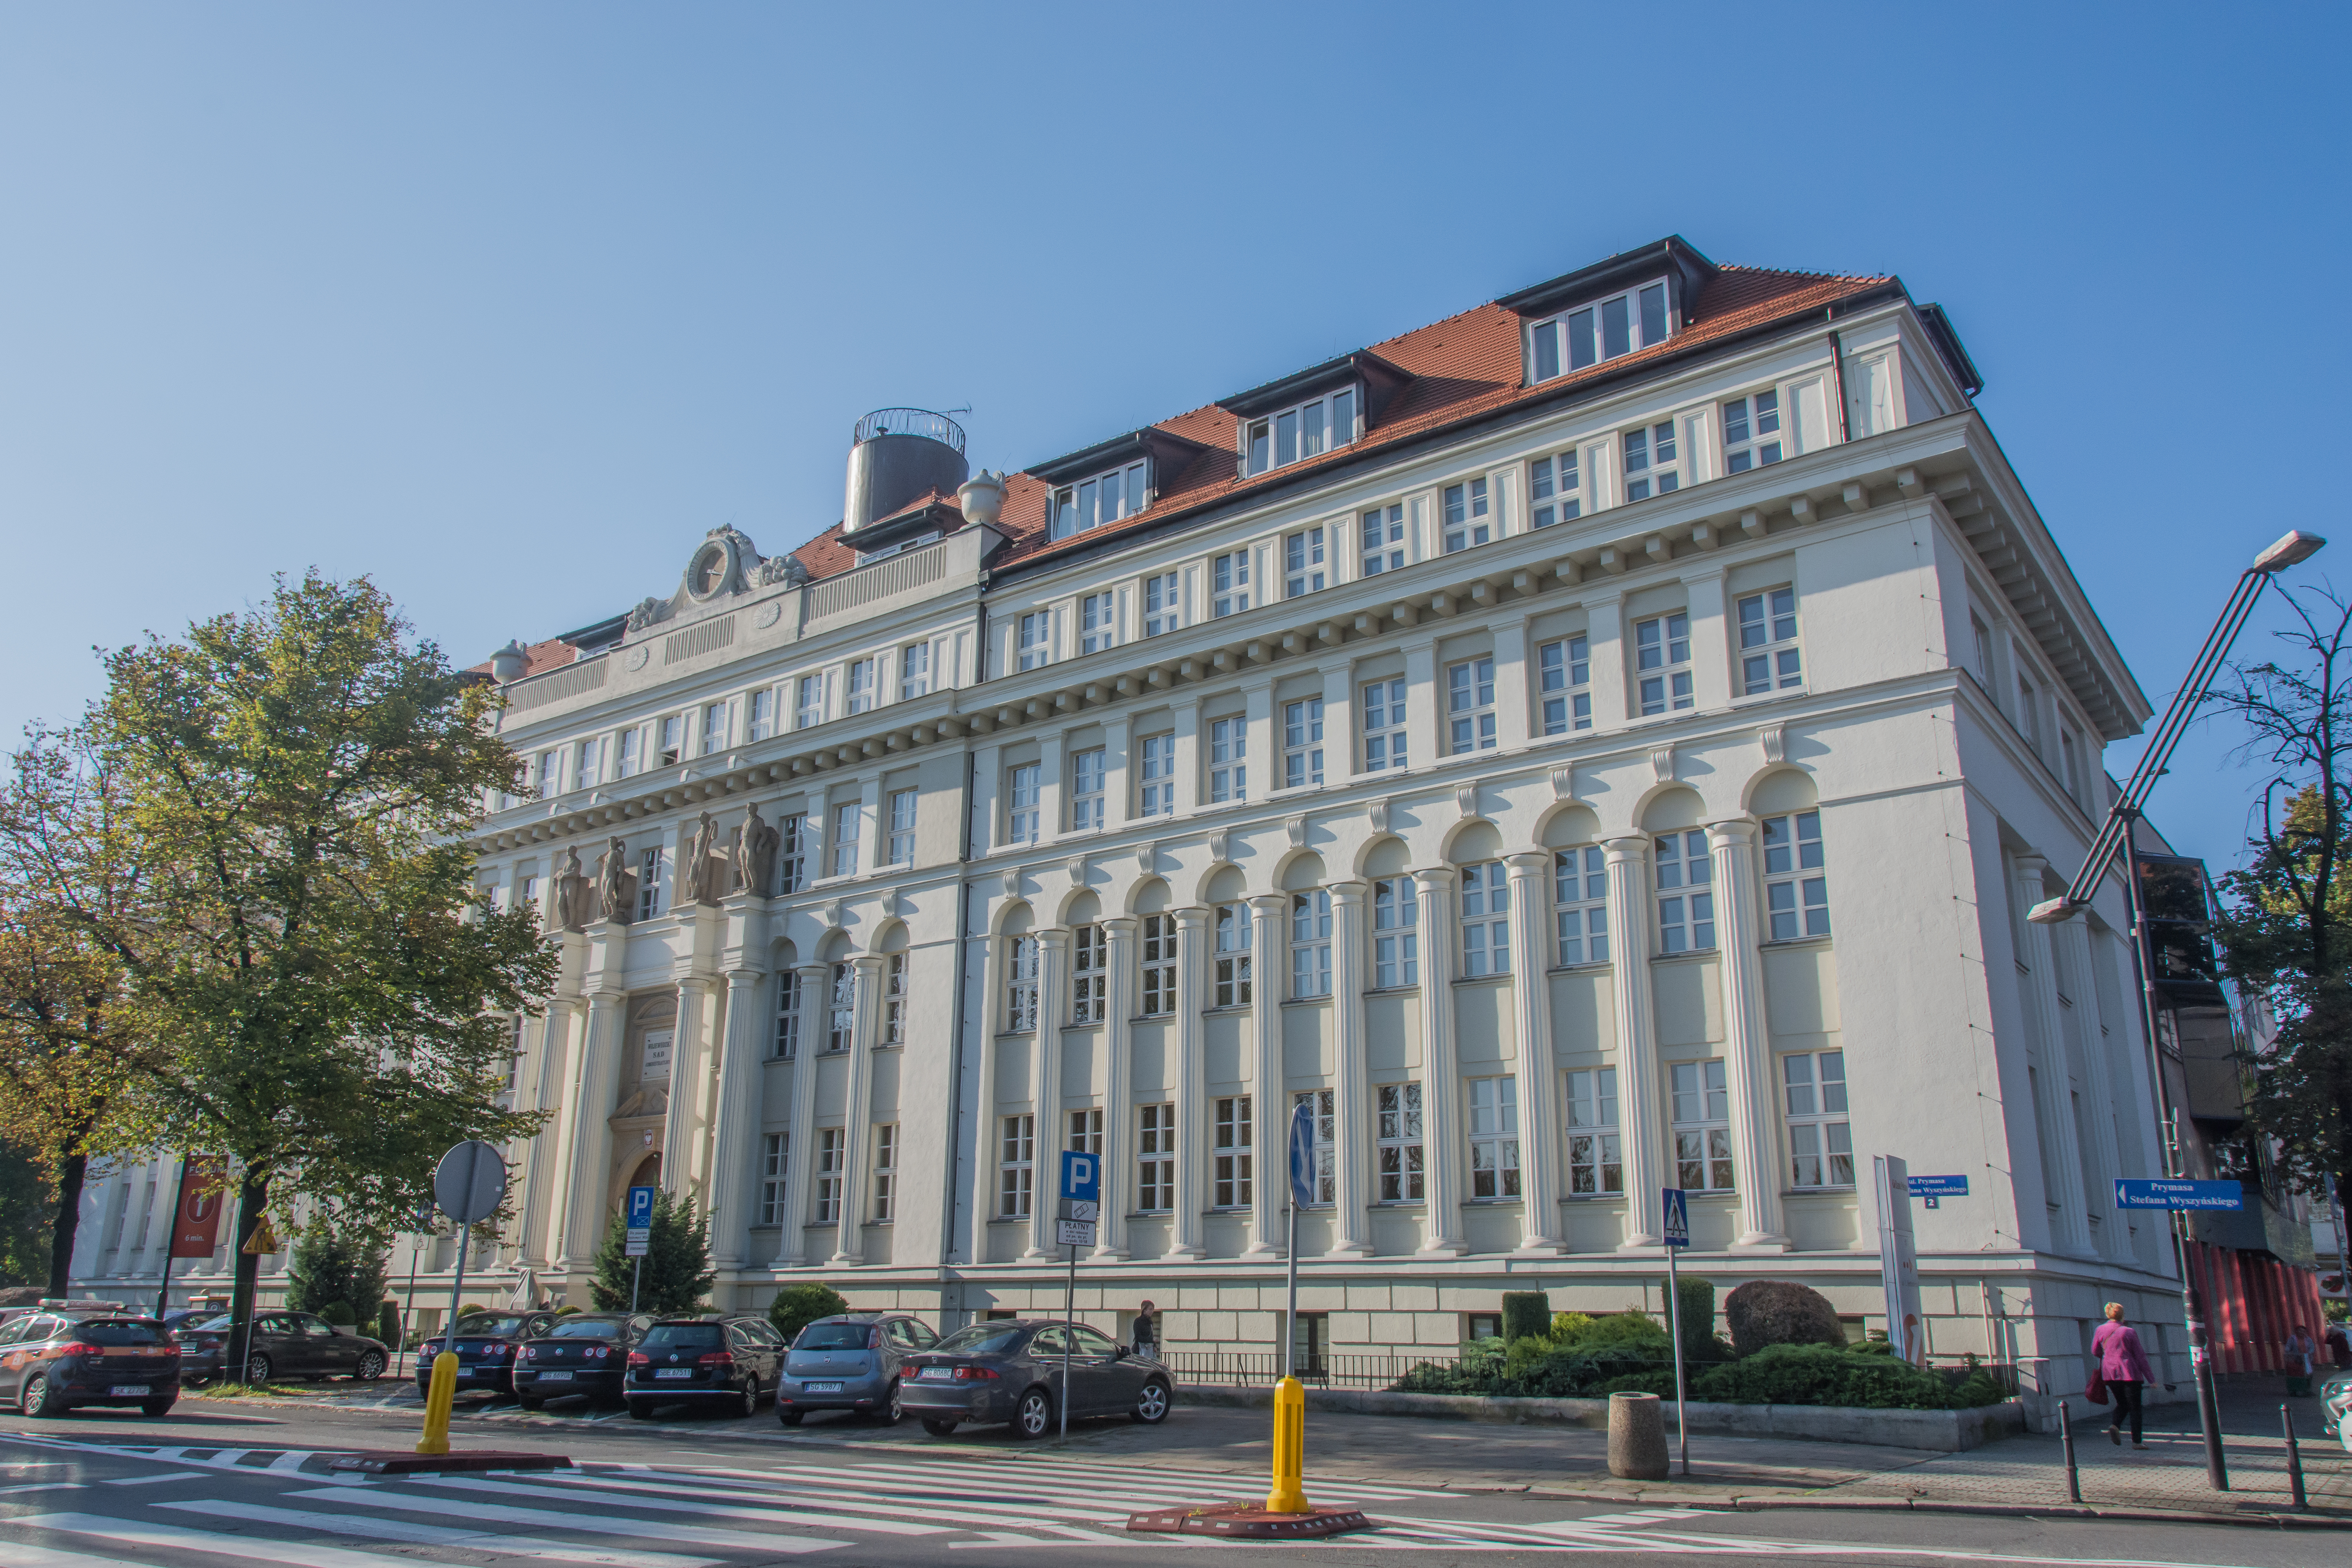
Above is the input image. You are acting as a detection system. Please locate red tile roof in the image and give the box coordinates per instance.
[467,636,580,679]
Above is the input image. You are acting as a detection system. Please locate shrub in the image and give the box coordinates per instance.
[1550,1311,1594,1341]
[1567,1311,1671,1350]
[1674,1278,1731,1361]
[376,1302,399,1345]
[1693,1343,2004,1410]
[1390,1335,1505,1395]
[1722,1280,1844,1356]
[318,1300,356,1326]
[285,1221,390,1321]
[590,1191,714,1314]
[1501,1291,1552,1343]
[1496,1342,1668,1397]
[1595,1368,1680,1397]
[768,1282,851,1347]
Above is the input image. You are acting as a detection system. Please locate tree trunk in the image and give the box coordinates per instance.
[227,1171,270,1382]
[45,1149,87,1300]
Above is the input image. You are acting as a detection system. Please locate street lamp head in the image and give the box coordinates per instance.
[2253,530,2325,574]
[2027,896,2077,926]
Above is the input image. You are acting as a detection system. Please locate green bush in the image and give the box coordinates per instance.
[1595,1368,1680,1397]
[1693,1343,2004,1410]
[1567,1311,1672,1350]
[768,1283,851,1347]
[1390,1335,1506,1394]
[1722,1280,1844,1356]
[376,1302,399,1345]
[590,1192,715,1314]
[318,1300,356,1326]
[285,1221,390,1321]
[1675,1278,1731,1361]
[1501,1291,1552,1343]
[1550,1311,1594,1340]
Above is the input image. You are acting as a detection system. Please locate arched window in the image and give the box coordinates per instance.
[1460,864,1510,976]
[1072,925,1106,1023]
[826,963,856,1053]
[1006,936,1039,1032]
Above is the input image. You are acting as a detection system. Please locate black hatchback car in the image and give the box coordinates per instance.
[0,1311,180,1417]
[414,1309,558,1398]
[512,1312,652,1408]
[902,1318,1171,1439]
[179,1310,392,1386]
[624,1314,784,1420]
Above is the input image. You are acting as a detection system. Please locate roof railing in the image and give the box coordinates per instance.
[852,407,965,454]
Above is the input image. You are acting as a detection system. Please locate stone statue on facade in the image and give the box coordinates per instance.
[755,552,808,588]
[681,811,721,905]
[624,594,671,633]
[595,836,634,924]
[553,845,591,932]
[734,800,780,896]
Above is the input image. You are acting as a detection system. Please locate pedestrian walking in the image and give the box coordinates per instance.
[2092,1302,2154,1449]
[1132,1299,1158,1359]
[2325,1319,2350,1370]
[2282,1323,2317,1399]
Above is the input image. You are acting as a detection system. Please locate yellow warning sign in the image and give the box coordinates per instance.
[241,1214,280,1254]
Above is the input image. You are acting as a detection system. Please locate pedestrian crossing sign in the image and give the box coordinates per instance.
[1661,1187,1690,1249]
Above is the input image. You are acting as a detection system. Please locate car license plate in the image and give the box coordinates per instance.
[655,1367,693,1379]
[918,1366,954,1380]
[109,1385,150,1397]
[538,1371,572,1381]
[804,1381,843,1394]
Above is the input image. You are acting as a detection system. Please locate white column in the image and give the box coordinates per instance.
[1167,907,1209,1258]
[706,967,769,1270]
[1097,917,1138,1259]
[1603,837,1664,1249]
[775,962,829,1266]
[830,954,883,1265]
[661,976,712,1198]
[969,931,1004,1266]
[1247,891,1289,1256]
[517,1000,578,1269]
[1327,880,1373,1257]
[1707,820,1791,1251]
[557,989,625,1270]
[1412,867,1466,1256]
[1026,929,1069,1259]
[2013,854,2095,1258]
[1504,852,1564,1253]
[2053,912,2128,1260]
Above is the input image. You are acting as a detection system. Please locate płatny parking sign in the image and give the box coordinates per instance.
[624,1184,655,1257]
[1057,1150,1099,1249]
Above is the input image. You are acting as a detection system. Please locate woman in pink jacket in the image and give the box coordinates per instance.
[2092,1302,2155,1448]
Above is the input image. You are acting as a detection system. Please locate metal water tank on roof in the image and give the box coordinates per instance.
[841,408,968,537]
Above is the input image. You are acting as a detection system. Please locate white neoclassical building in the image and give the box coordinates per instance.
[73,235,2187,1403]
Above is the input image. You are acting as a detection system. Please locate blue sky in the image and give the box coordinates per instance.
[3,5,2344,870]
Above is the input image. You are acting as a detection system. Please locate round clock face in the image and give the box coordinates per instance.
[690,543,729,598]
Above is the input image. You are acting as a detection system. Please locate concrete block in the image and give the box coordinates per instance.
[1391,1284,1438,1311]
[1413,1312,1458,1345]
[1218,1287,1258,1310]
[1236,1311,1280,1342]
[1198,1310,1237,1341]
[1296,1284,1347,1310]
[1345,1284,1391,1311]
[1368,1312,1417,1344]
[1327,1312,1371,1345]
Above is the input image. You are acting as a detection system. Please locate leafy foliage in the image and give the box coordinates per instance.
[285,1219,391,1321]
[768,1282,852,1346]
[1723,1279,1845,1356]
[590,1189,714,1314]
[1693,1343,2005,1410]
[1673,1278,1730,1362]
[1389,1334,1507,1394]
[1500,1290,1551,1342]
[377,1301,400,1345]
[0,1140,54,1288]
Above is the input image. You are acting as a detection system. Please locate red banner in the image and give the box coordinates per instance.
[170,1157,229,1259]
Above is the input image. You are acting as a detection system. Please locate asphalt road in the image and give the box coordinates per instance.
[0,1393,2344,1566]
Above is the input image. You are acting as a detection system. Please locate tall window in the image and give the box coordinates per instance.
[881,953,908,1047]
[1738,588,1802,694]
[1539,637,1592,734]
[1137,1105,1176,1212]
[1213,1096,1252,1208]
[899,643,931,701]
[1018,613,1050,671]
[1143,573,1181,636]
[758,1132,788,1225]
[1554,846,1609,965]
[1373,875,1417,988]
[1971,613,1996,687]
[998,1115,1034,1218]
[827,962,855,1053]
[1527,279,1668,380]
[1140,913,1177,1016]
[1080,593,1116,655]
[535,749,561,797]
[1529,449,1581,527]
[1448,657,1496,753]
[1671,1060,1733,1191]
[1071,924,1106,1024]
[1067,1107,1103,1156]
[846,658,876,715]
[1007,763,1041,846]
[1243,388,1354,474]
[814,1129,844,1225]
[1635,612,1693,715]
[1006,936,1039,1032]
[744,690,775,743]
[1621,421,1680,502]
[1290,891,1332,998]
[616,727,641,779]
[1051,460,1149,539]
[1361,503,1405,575]
[2060,728,2082,802]
[1069,748,1106,831]
[1442,477,1490,552]
[1283,698,1324,788]
[657,715,683,767]
[1566,1068,1622,1194]
[1212,552,1250,617]
[796,673,826,730]
[887,789,917,866]
[1656,830,1713,953]
[1468,1076,1521,1198]
[1213,903,1252,1007]
[1762,811,1829,940]
[1209,717,1246,803]
[1292,1088,1335,1203]
[773,969,800,1060]
[1362,679,1408,771]
[1285,528,1326,597]
[1460,862,1510,977]
[638,846,668,921]
[1377,1083,1424,1201]
[776,813,808,896]
[831,801,861,878]
[1137,733,1174,817]
[1720,390,1783,472]
[871,1124,897,1221]
[1784,1051,1853,1188]
[575,736,603,788]
[701,701,730,756]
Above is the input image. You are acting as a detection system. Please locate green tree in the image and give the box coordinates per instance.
[0,1140,54,1288]
[589,1190,713,1314]
[768,1281,850,1345]
[284,1216,392,1320]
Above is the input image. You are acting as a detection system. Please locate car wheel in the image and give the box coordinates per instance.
[779,1407,804,1426]
[873,1381,903,1425]
[1131,1380,1171,1425]
[21,1374,66,1419]
[921,1417,958,1437]
[354,1351,386,1382]
[739,1377,759,1419]
[141,1397,177,1418]
[1011,1387,1053,1440]
[628,1401,657,1420]
[245,1352,274,1385]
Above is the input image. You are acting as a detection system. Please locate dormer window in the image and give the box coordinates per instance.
[1051,461,1149,541]
[1244,388,1357,476]
[1528,279,1670,383]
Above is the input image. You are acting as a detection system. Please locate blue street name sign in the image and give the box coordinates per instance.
[1287,1101,1317,1209]
[1907,1175,1969,1197]
[1661,1187,1690,1249]
[2115,1178,2243,1211]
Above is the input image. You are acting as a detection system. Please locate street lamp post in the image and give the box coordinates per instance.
[2028,528,2323,1490]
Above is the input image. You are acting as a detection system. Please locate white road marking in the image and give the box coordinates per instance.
[159,1499,723,1568]
[416,1473,944,1536]
[0,1483,88,1496]
[525,1468,1132,1530]
[7,1513,443,1568]
[283,1484,846,1554]
[0,1542,165,1568]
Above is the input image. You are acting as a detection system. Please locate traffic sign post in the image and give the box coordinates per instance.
[1057,1151,1100,1442]
[1660,1187,1691,1477]
[417,1140,508,1457]
[624,1184,656,1312]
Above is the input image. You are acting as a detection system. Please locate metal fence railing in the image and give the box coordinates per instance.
[1162,1345,2025,1400]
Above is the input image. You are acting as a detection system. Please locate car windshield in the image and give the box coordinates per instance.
[795,1322,871,1351]
[642,1323,723,1350]
[78,1319,163,1345]
[191,1315,233,1332]
[454,1316,528,1338]
[541,1318,626,1339]
[934,1323,1026,1356]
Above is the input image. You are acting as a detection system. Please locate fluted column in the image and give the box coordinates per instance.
[1096,918,1138,1259]
[2013,854,2094,1258]
[661,976,713,1198]
[970,932,1005,1266]
[2052,911,2127,1260]
[1026,929,1069,1259]
[1326,881,1373,1257]
[1167,907,1209,1259]
[1412,867,1467,1256]
[1707,820,1791,1251]
[706,968,769,1269]
[557,990,626,1270]
[1246,891,1289,1257]
[1504,852,1565,1254]
[831,954,884,1265]
[517,1001,578,1269]
[775,962,829,1266]
[1603,837,1664,1249]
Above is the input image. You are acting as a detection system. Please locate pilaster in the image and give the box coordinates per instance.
[706,966,770,1270]
[1603,837,1665,1248]
[830,953,884,1265]
[1167,906,1209,1258]
[775,962,830,1266]
[1325,880,1373,1256]
[1707,819,1791,1251]
[1096,916,1138,1259]
[1504,851,1564,1253]
[2013,854,2095,1258]
[2052,911,2127,1260]
[1026,929,1069,1259]
[1245,889,1289,1257]
[1411,867,1467,1256]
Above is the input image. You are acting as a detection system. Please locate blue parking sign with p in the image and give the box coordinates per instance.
[1060,1150,1099,1205]
[626,1185,656,1229]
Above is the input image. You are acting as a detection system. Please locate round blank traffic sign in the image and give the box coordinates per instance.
[433,1140,508,1225]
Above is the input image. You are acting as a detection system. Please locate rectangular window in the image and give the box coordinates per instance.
[1721,390,1784,473]
[1528,449,1582,528]
[831,800,861,878]
[1671,1060,1734,1191]
[1018,613,1050,671]
[815,1128,844,1225]
[1635,612,1693,715]
[1784,1050,1853,1188]
[1553,845,1610,965]
[1460,862,1510,977]
[535,749,561,797]
[887,789,917,866]
[2018,674,2043,749]
[1621,420,1681,503]
[1051,460,1150,540]
[638,846,668,921]
[1209,717,1246,804]
[1067,1107,1103,1157]
[1566,1068,1622,1194]
[998,1114,1034,1219]
[616,727,641,778]
[1213,1096,1253,1208]
[1539,636,1592,734]
[871,1123,897,1221]
[1007,762,1041,846]
[1292,1088,1335,1204]
[846,658,876,716]
[796,673,826,730]
[1069,748,1106,831]
[1140,913,1177,1017]
[1137,733,1175,818]
[658,715,683,767]
[1971,613,1995,687]
[1138,1104,1176,1212]
[701,701,730,757]
[1212,551,1250,617]
[1373,875,1418,988]
[1362,678,1408,771]
[1377,1082,1424,1201]
[1448,657,1497,754]
[1762,811,1830,940]
[1079,593,1116,655]
[827,961,855,1053]
[1213,902,1252,1007]
[744,690,775,744]
[881,952,907,1047]
[1071,923,1106,1024]
[1360,503,1405,575]
[773,969,800,1060]
[2060,728,2080,801]
[776,813,808,896]
[1290,890,1332,999]
[899,643,931,701]
[1527,279,1669,381]
[1442,477,1490,552]
[1285,528,1326,597]
[759,1132,788,1225]
[1244,389,1355,475]
[1143,573,1181,636]
[575,736,603,788]
[1656,829,1714,953]
[1006,936,1039,1033]
[1468,1076,1521,1199]
[1283,697,1324,788]
[1738,588,1803,694]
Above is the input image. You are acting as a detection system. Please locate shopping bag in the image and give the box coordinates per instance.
[2085,1367,2109,1406]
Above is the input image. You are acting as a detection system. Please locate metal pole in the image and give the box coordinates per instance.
[401,1226,425,1377]
[2282,1405,2307,1510]
[1666,1240,1689,1477]
[630,1254,642,1314]
[152,1155,187,1325]
[446,1223,471,1347]
[1061,1243,1074,1443]
[2058,1398,2080,1503]
[1285,1199,1299,1383]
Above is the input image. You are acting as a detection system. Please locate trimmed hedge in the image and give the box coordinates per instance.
[1694,1343,2006,1410]
[1723,1280,1844,1356]
[1501,1291,1552,1343]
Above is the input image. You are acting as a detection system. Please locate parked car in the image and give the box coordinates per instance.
[776,1312,938,1426]
[512,1312,652,1408]
[176,1310,391,1385]
[412,1309,558,1398]
[901,1318,1171,1439]
[0,1310,180,1417]
[623,1314,784,1420]
[2320,1366,2350,1446]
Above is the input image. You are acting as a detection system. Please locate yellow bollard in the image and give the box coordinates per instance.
[1264,1376,1310,1514]
[414,1350,459,1455]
